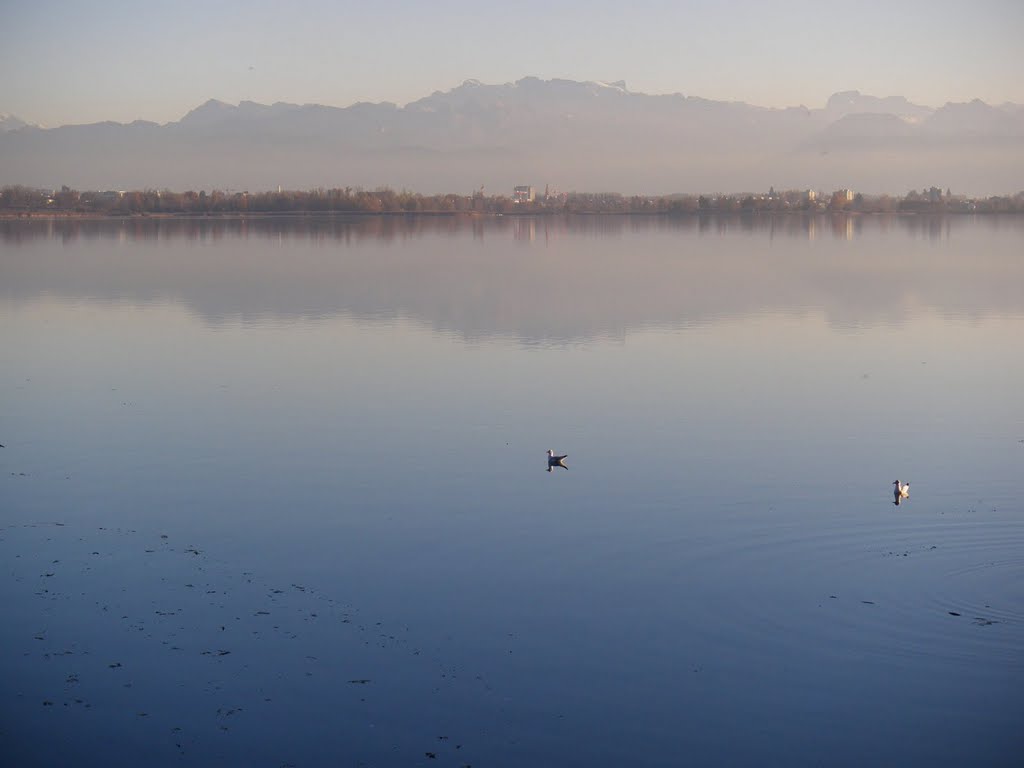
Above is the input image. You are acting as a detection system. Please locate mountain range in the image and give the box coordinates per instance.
[2,78,1023,195]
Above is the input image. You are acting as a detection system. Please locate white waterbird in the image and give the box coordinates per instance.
[893,480,910,505]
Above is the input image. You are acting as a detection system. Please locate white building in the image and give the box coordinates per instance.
[513,186,535,204]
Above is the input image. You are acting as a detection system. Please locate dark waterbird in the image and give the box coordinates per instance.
[547,449,568,472]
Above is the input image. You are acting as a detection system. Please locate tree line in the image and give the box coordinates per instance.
[2,184,1023,215]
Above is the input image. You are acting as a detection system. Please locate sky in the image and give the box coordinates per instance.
[1,0,1023,127]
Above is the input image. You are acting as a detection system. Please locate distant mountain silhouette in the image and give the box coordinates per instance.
[922,99,1024,137]
[823,91,932,120]
[2,78,1022,195]
[0,113,34,133]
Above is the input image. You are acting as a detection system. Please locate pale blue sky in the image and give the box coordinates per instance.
[2,0,1022,126]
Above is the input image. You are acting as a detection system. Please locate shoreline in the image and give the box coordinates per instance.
[2,208,1020,220]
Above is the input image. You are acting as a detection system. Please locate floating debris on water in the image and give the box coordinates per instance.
[2,521,489,766]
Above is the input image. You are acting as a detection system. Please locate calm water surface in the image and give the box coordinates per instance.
[2,215,1022,766]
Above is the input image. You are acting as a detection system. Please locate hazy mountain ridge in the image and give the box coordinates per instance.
[823,91,932,120]
[0,113,34,132]
[2,78,1022,194]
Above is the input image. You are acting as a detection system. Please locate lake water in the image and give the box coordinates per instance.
[1,214,1022,767]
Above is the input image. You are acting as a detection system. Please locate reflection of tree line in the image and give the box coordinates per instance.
[3,185,1024,217]
[3,211,1021,245]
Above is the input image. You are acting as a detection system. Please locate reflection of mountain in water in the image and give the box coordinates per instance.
[2,215,1022,343]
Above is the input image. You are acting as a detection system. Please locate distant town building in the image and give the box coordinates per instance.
[513,185,535,204]
[829,188,855,209]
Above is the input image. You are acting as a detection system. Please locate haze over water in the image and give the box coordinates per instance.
[2,214,1022,766]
